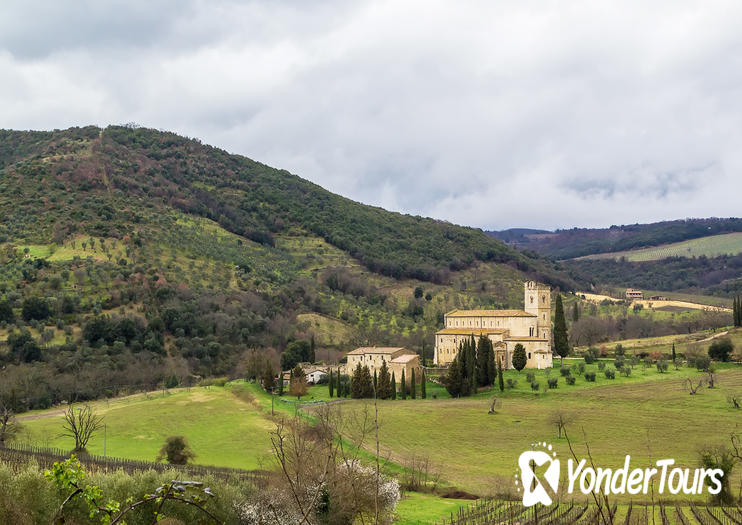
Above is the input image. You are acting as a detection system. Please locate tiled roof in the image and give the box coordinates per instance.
[346,347,406,355]
[503,336,549,342]
[391,354,419,364]
[435,328,507,336]
[446,309,535,318]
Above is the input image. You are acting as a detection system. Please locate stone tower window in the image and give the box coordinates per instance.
[530,296,534,304]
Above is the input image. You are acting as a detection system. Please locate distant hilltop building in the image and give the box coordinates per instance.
[345,347,422,385]
[625,288,643,300]
[434,281,553,370]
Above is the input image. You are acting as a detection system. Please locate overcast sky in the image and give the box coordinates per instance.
[2,1,742,230]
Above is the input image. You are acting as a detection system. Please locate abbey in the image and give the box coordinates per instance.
[434,281,553,369]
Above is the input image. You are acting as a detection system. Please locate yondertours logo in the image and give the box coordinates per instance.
[515,442,725,507]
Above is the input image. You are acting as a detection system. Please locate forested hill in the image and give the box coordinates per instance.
[0,125,580,410]
[0,125,572,288]
[488,218,742,260]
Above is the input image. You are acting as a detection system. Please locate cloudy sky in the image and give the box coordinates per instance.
[2,1,742,230]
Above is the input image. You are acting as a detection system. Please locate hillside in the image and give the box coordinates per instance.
[575,232,742,261]
[0,125,576,412]
[488,217,742,260]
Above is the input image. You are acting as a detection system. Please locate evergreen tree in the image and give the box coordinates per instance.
[553,294,570,365]
[411,369,416,399]
[421,369,427,399]
[486,344,496,386]
[497,357,505,392]
[512,344,527,372]
[336,367,342,396]
[262,359,275,392]
[391,371,397,400]
[373,369,378,391]
[359,365,374,398]
[277,369,284,395]
[572,302,579,323]
[289,365,308,400]
[444,355,463,397]
[401,370,407,400]
[309,335,316,363]
[377,361,392,399]
[672,342,677,364]
[329,369,334,398]
[351,363,364,398]
[477,336,494,387]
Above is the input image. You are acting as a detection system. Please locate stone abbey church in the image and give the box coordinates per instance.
[434,281,553,370]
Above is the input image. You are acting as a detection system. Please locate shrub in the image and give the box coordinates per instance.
[597,361,606,371]
[614,357,625,369]
[656,360,669,373]
[565,376,576,385]
[615,343,625,356]
[709,338,734,362]
[157,435,196,465]
[620,366,632,377]
[571,362,586,376]
[506,378,517,389]
[547,378,558,389]
[525,371,535,383]
[604,367,615,379]
[585,371,596,382]
[530,382,540,391]
[695,355,711,371]
[559,367,571,377]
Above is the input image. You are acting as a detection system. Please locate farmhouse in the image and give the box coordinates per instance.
[625,288,643,300]
[345,347,421,385]
[434,281,553,370]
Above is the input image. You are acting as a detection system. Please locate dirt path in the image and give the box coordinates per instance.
[698,330,729,343]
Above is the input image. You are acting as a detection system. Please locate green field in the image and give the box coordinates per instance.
[578,232,742,261]
[15,386,275,470]
[14,359,742,520]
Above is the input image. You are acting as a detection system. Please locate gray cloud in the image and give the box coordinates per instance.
[2,0,742,230]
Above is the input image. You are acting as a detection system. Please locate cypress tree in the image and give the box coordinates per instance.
[336,367,342,396]
[309,335,316,363]
[572,303,579,323]
[512,344,527,372]
[486,342,496,386]
[497,357,505,392]
[411,369,416,399]
[421,369,427,399]
[329,369,334,398]
[391,372,397,400]
[672,342,677,364]
[445,355,463,397]
[401,370,407,400]
[373,369,378,391]
[377,361,392,399]
[278,370,284,395]
[476,336,489,387]
[553,294,570,366]
[360,365,374,398]
[351,363,363,398]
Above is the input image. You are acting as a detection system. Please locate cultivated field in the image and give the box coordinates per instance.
[12,358,742,522]
[576,232,742,261]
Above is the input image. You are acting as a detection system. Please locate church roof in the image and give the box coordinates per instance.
[346,347,407,355]
[503,336,549,342]
[436,328,507,336]
[445,309,536,318]
[391,354,419,364]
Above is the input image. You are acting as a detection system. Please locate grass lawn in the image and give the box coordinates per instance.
[394,492,473,524]
[330,365,742,500]
[16,385,275,470]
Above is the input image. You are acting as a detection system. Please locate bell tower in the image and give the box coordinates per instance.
[524,281,551,341]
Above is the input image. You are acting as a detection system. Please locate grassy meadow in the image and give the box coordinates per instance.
[577,231,742,261]
[13,343,742,521]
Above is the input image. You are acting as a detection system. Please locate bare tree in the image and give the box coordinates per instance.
[548,410,576,439]
[729,393,742,409]
[0,401,20,447]
[62,404,104,452]
[684,377,705,395]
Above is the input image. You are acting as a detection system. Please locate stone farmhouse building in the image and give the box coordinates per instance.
[345,347,421,386]
[434,281,553,370]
